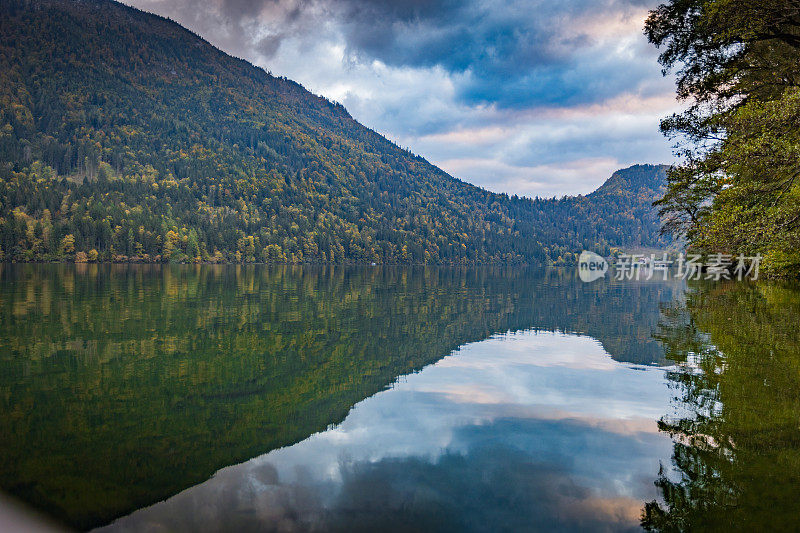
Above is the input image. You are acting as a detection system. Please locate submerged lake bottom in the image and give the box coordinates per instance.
[1,265,799,531]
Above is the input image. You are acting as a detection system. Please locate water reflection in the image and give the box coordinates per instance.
[0,264,684,529]
[99,332,675,532]
[643,281,800,531]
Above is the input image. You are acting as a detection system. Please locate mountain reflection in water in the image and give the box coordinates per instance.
[99,332,675,532]
[0,264,693,530]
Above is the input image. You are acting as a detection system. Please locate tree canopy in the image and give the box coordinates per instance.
[647,0,800,276]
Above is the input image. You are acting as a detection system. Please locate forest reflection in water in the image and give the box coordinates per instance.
[1,265,799,531]
[0,264,681,530]
[643,280,800,531]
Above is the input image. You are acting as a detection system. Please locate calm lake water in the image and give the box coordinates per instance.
[0,265,799,531]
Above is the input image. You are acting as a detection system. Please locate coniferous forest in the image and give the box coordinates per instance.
[0,0,668,264]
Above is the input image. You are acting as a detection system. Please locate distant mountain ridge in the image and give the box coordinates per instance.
[0,0,668,264]
[590,164,669,198]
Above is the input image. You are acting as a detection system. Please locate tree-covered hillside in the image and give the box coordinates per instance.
[0,0,668,264]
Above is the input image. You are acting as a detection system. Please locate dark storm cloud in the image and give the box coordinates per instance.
[260,33,292,57]
[220,0,267,18]
[338,0,586,70]
[332,0,660,107]
[128,0,316,60]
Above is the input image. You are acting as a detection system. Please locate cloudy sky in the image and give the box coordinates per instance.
[124,0,680,197]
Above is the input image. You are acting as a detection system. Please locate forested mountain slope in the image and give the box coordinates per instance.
[0,0,668,264]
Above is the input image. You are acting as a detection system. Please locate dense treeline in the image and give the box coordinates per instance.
[647,0,800,277]
[0,0,668,265]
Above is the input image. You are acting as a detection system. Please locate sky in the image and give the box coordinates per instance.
[123,0,680,198]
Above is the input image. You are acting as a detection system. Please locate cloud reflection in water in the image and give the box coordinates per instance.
[99,331,675,532]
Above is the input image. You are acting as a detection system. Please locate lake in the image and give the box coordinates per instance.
[0,264,798,531]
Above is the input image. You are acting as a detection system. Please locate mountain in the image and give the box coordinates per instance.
[0,0,668,264]
[585,164,671,250]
